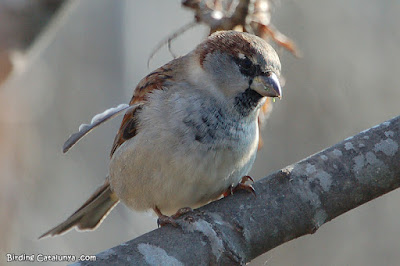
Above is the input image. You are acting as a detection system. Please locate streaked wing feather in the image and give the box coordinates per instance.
[63,104,131,153]
[109,61,177,157]
[110,106,142,157]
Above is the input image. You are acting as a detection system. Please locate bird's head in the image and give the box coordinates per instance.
[191,30,282,116]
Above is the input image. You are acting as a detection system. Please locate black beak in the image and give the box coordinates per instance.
[251,72,282,98]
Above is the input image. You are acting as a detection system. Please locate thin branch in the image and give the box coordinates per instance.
[75,115,400,265]
[147,21,197,68]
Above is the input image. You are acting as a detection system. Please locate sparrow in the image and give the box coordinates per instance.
[39,30,282,238]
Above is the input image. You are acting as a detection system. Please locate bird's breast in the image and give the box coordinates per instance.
[109,89,259,213]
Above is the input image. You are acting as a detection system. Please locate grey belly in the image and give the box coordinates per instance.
[108,130,258,215]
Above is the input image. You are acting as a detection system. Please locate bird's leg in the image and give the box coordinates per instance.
[153,206,193,227]
[223,175,256,197]
[154,206,176,227]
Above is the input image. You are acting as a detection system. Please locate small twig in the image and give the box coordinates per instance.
[147,21,197,68]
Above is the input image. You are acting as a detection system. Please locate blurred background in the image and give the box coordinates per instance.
[1,0,399,265]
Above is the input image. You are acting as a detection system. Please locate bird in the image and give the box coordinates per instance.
[39,30,282,238]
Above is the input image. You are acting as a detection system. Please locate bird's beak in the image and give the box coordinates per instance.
[251,72,282,98]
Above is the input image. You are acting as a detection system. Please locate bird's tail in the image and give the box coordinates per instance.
[39,178,119,238]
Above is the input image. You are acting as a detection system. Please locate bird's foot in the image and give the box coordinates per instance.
[154,206,193,227]
[232,183,256,196]
[223,175,256,197]
[157,215,177,227]
[240,175,254,184]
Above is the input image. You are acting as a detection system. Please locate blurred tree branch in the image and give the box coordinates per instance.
[182,0,299,55]
[150,0,299,67]
[75,115,400,265]
[0,0,66,85]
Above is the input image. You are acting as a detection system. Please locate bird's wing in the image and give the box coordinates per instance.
[63,104,133,153]
[110,62,176,157]
[63,60,177,155]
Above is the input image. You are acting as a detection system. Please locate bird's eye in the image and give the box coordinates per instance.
[234,56,256,77]
[241,58,252,70]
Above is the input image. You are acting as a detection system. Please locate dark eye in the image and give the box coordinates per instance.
[234,56,256,77]
[241,57,252,70]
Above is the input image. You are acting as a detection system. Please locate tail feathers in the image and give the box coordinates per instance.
[39,179,119,239]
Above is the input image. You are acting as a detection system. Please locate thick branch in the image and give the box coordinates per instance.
[75,115,400,265]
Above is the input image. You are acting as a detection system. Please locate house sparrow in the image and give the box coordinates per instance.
[40,30,282,238]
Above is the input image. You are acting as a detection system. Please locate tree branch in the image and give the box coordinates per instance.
[75,115,400,265]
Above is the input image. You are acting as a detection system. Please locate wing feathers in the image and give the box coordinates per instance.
[63,104,131,153]
[110,105,143,157]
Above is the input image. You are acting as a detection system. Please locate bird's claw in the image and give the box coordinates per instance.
[224,175,256,197]
[232,183,256,197]
[241,175,254,184]
[155,206,193,228]
[157,215,178,228]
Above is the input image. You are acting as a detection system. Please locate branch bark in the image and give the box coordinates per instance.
[75,115,400,265]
